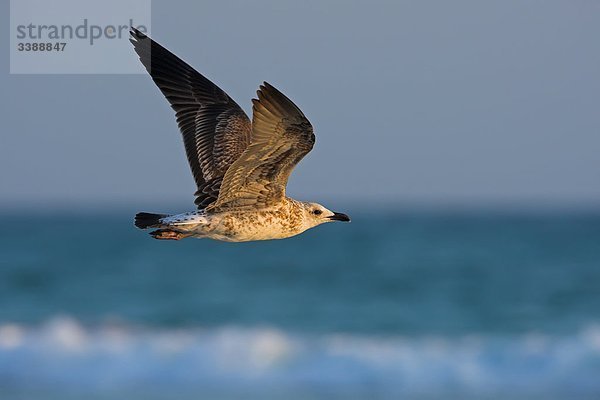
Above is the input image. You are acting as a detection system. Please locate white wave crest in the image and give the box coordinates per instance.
[1,316,600,399]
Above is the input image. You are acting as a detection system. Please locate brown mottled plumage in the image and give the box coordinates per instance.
[130,28,349,242]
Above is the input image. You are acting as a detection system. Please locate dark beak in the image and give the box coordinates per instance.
[328,212,351,222]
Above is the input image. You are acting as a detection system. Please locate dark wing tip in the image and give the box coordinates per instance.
[255,81,306,118]
[258,81,282,98]
[257,82,275,96]
[256,82,279,104]
[129,27,148,50]
[130,27,147,39]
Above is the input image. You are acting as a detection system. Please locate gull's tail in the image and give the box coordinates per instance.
[134,212,168,229]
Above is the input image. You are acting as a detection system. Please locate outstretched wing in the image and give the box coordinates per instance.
[208,82,315,211]
[130,28,252,209]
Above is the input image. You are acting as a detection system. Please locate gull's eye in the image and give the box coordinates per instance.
[312,209,323,216]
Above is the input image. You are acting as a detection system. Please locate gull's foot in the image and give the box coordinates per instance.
[149,229,190,240]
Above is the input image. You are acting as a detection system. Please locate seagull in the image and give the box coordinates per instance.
[129,28,350,242]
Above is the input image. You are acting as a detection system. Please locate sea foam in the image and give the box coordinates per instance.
[1,316,600,399]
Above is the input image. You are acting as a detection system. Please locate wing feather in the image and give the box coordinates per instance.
[208,82,314,211]
[129,28,251,208]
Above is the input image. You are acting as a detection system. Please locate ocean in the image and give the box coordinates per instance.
[1,209,599,399]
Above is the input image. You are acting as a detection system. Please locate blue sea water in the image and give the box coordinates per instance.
[1,209,599,399]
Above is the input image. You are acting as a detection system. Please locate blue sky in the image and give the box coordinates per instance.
[1,0,599,209]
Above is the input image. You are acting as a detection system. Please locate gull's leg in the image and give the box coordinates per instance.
[149,229,191,240]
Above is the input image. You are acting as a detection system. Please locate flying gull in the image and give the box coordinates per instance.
[130,28,350,242]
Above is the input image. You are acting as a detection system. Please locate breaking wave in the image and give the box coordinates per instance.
[1,316,600,399]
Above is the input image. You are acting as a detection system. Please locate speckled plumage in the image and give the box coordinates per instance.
[150,199,325,242]
[130,28,350,242]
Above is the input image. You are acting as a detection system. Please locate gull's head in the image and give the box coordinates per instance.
[300,202,351,228]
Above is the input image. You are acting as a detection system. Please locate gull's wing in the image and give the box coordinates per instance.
[207,82,314,211]
[130,28,251,209]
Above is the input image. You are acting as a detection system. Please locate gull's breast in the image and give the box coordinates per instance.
[206,206,305,242]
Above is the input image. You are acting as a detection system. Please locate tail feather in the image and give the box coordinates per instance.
[134,212,168,229]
